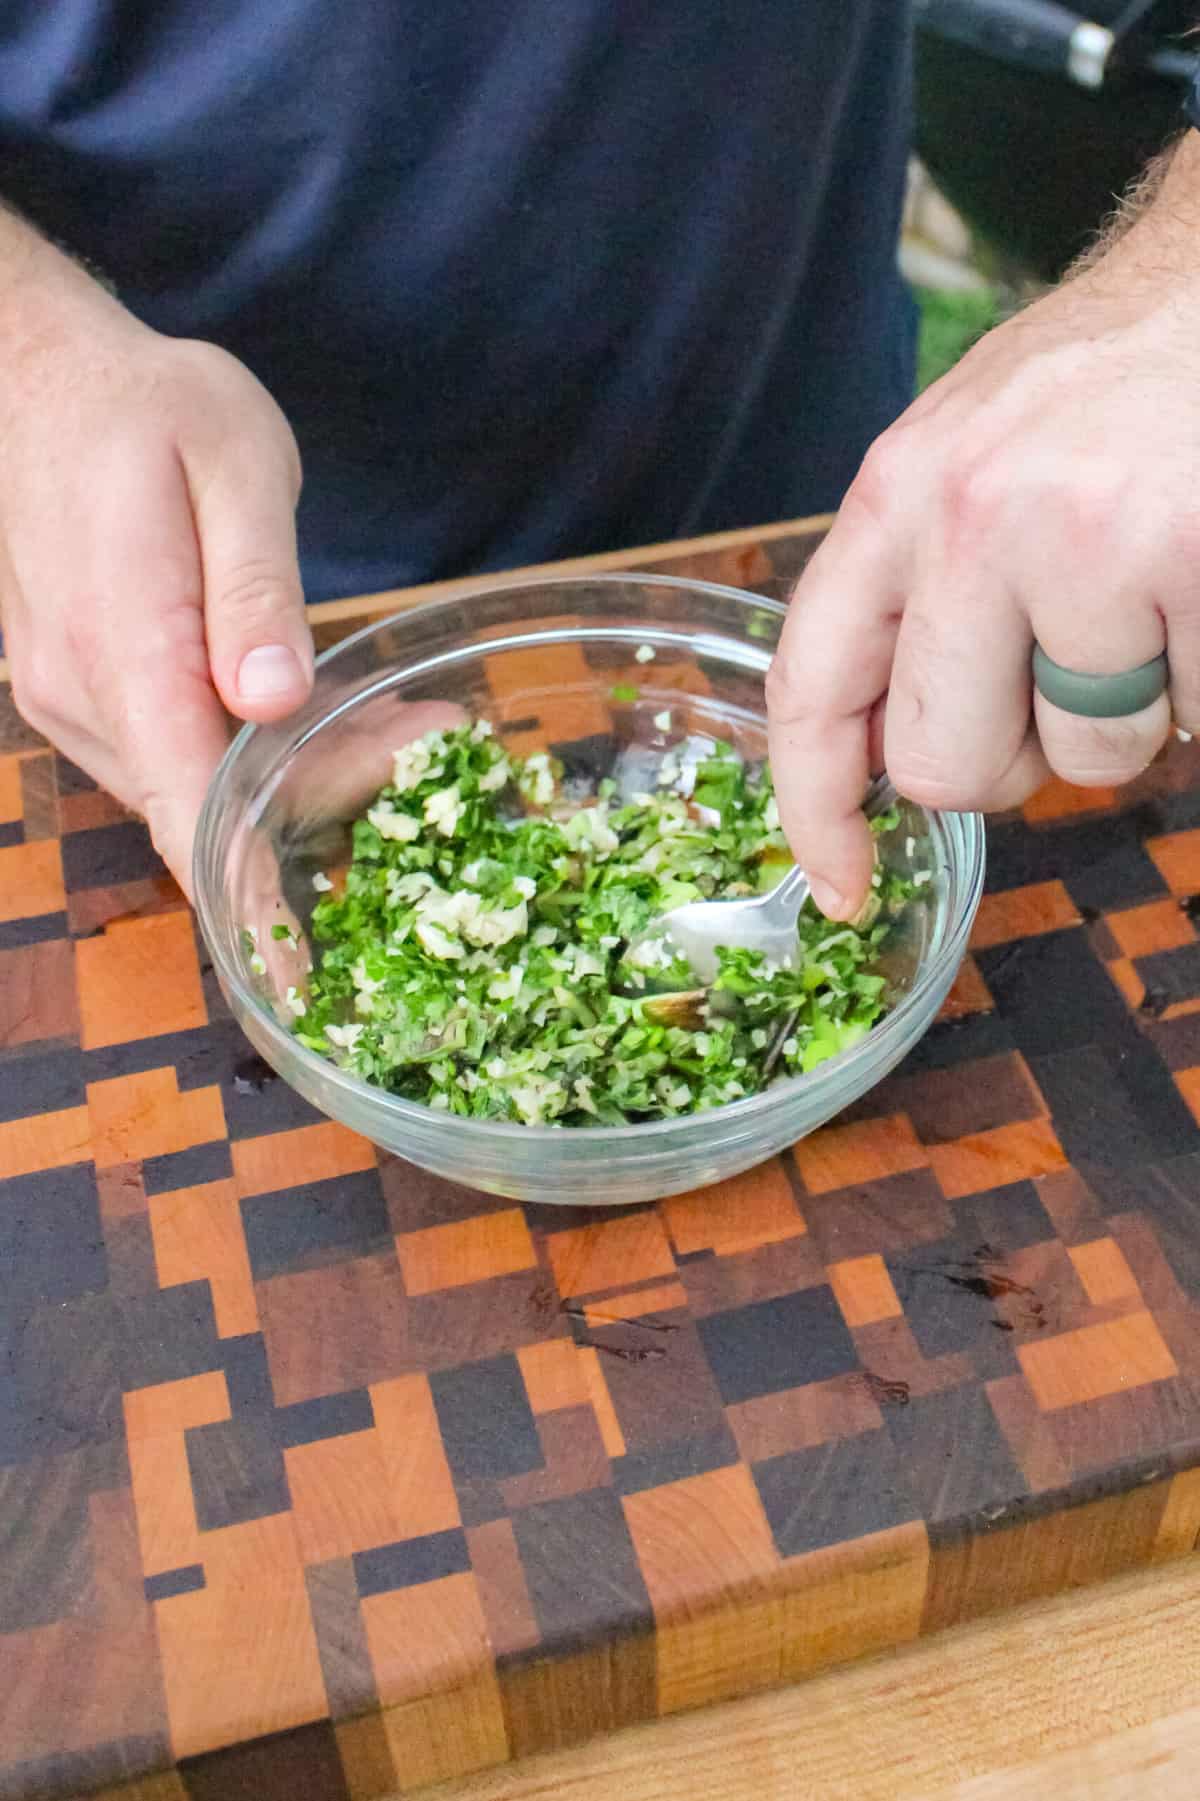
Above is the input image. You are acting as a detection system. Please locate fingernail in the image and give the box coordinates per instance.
[238,644,305,701]
[809,877,847,919]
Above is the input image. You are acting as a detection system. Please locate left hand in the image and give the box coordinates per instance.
[766,180,1200,921]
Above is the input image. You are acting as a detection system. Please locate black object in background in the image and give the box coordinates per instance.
[914,0,1199,281]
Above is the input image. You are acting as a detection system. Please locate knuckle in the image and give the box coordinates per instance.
[136,788,180,860]
[942,455,1003,542]
[1061,471,1123,548]
[167,340,299,476]
[765,650,834,734]
[212,557,301,629]
[12,651,62,729]
[765,651,806,718]
[847,431,911,523]
[1167,590,1200,638]
[168,336,250,393]
[135,786,166,832]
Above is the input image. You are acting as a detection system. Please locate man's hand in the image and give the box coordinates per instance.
[0,215,313,895]
[768,137,1200,920]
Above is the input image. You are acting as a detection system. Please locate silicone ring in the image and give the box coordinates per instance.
[1032,647,1169,720]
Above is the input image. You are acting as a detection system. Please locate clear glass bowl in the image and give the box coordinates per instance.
[194,575,985,1205]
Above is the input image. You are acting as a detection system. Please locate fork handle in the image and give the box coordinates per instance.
[763,776,894,923]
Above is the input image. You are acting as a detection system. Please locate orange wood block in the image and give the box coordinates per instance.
[87,1068,226,1169]
[381,1670,509,1792]
[371,1373,462,1538]
[154,1514,327,1760]
[545,1210,676,1300]
[828,1254,904,1327]
[625,1464,779,1626]
[517,1339,590,1415]
[1022,777,1118,823]
[1148,830,1200,895]
[363,1574,509,1790]
[230,1118,376,1197]
[0,755,21,822]
[583,1282,688,1326]
[1018,1309,1178,1412]
[285,1428,405,1563]
[662,1162,805,1258]
[0,938,79,1047]
[576,1346,625,1458]
[938,954,993,1020]
[1069,1237,1142,1308]
[792,1113,927,1196]
[124,1373,231,1576]
[485,637,592,702]
[397,1208,536,1295]
[1162,996,1200,1023]
[499,695,612,755]
[0,838,64,923]
[1107,898,1196,959]
[639,1592,783,1713]
[125,1370,232,1443]
[75,911,206,1050]
[0,1105,91,1181]
[777,1520,930,1682]
[970,881,1079,950]
[147,1180,258,1339]
[126,1433,208,1579]
[1176,1066,1200,1127]
[485,640,609,737]
[363,1575,495,1697]
[1152,1466,1200,1562]
[929,1117,1067,1201]
[335,1716,398,1801]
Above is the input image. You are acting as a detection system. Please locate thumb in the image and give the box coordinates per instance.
[191,433,314,724]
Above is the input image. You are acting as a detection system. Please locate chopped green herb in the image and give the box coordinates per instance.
[291,722,922,1125]
[610,683,640,704]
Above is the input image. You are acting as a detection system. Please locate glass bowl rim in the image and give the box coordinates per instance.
[195,571,986,1145]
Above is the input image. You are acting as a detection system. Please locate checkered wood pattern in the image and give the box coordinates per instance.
[5,530,1200,1801]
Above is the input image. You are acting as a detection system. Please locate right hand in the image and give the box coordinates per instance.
[0,233,314,894]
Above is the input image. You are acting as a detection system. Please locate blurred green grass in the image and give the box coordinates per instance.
[915,284,999,391]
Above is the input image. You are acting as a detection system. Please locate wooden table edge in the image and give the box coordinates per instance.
[0,512,831,686]
[403,1548,1200,1801]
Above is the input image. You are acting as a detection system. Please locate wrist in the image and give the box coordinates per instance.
[0,213,135,388]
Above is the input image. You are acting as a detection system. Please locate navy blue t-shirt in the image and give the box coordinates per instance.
[0,2,916,603]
